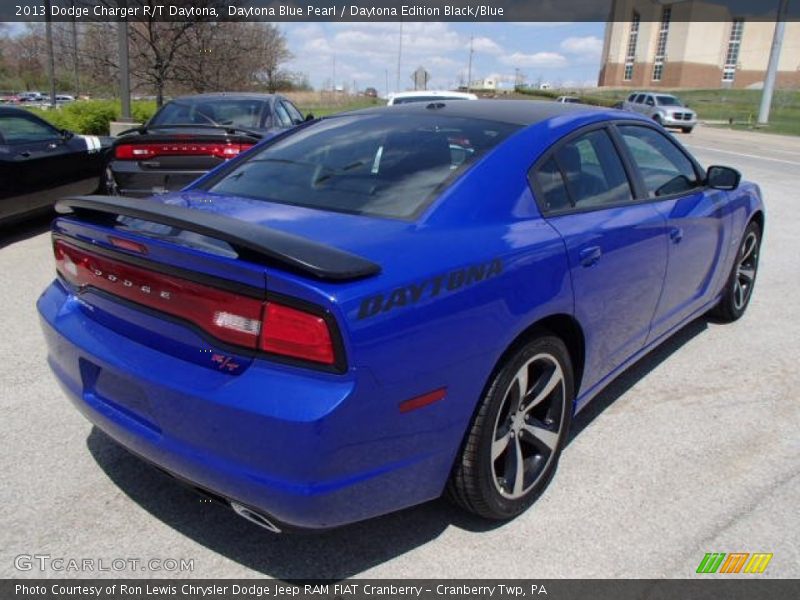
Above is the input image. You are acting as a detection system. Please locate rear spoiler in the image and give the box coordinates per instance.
[55,195,381,282]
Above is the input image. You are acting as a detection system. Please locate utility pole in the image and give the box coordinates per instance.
[385,69,389,98]
[44,0,56,107]
[332,53,336,91]
[466,36,474,92]
[118,2,132,122]
[71,7,80,98]
[758,0,789,125]
[396,20,403,92]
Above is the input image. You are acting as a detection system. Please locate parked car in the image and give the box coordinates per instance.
[16,91,44,103]
[39,100,763,531]
[0,106,110,226]
[102,93,310,197]
[623,92,697,133]
[386,90,478,105]
[555,96,582,104]
[364,87,378,98]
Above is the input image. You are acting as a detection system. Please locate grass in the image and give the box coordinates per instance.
[283,91,382,117]
[519,87,800,137]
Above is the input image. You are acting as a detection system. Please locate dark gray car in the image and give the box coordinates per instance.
[102,93,309,197]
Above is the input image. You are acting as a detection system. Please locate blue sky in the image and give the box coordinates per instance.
[283,21,607,94]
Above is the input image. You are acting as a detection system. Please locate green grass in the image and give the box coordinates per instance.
[295,98,381,118]
[516,87,800,136]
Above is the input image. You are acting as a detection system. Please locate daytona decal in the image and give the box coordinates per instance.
[358,259,503,320]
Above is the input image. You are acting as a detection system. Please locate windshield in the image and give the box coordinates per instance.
[149,98,267,128]
[656,96,683,107]
[203,113,520,219]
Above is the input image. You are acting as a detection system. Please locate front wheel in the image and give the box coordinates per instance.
[682,127,694,134]
[448,334,574,520]
[712,221,761,322]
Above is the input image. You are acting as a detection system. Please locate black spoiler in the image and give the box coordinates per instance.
[55,196,381,282]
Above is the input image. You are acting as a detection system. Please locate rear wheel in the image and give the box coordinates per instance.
[102,164,119,195]
[448,335,574,519]
[712,221,761,322]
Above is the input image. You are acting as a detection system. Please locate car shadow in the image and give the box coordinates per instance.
[568,316,709,442]
[0,213,53,249]
[86,316,710,580]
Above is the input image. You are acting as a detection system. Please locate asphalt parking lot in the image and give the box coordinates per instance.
[1,125,798,580]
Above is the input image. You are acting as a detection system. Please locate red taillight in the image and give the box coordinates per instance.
[114,142,254,160]
[54,240,337,367]
[259,302,335,365]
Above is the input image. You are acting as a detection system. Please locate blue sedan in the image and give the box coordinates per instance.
[38,100,764,531]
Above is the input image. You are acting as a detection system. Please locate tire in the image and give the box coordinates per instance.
[448,334,574,520]
[653,114,663,125]
[711,221,762,322]
[682,127,694,134]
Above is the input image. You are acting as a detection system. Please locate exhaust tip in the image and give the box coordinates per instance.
[231,502,282,534]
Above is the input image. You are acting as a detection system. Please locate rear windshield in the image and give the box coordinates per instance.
[202,113,520,219]
[150,98,267,128]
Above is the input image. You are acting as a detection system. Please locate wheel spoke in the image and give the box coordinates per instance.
[514,367,529,407]
[740,235,756,262]
[524,364,563,414]
[492,434,511,461]
[738,267,755,283]
[511,437,525,496]
[522,422,559,452]
[733,281,744,308]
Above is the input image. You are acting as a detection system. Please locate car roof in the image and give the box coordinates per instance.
[0,105,37,115]
[388,90,478,100]
[168,93,279,103]
[343,99,607,126]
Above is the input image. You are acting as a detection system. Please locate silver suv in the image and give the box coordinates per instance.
[623,92,697,134]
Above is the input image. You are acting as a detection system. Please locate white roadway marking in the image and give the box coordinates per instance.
[687,144,800,167]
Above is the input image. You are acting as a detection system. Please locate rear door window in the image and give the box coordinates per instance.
[532,129,633,213]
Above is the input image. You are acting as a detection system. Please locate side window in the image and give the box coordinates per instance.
[532,129,633,213]
[627,93,637,102]
[645,96,655,106]
[272,102,293,128]
[0,115,60,143]
[282,100,304,125]
[618,125,700,197]
[635,94,646,103]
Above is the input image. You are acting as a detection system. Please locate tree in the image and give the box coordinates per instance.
[252,24,292,93]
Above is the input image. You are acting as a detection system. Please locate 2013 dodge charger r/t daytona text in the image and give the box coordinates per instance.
[38,100,764,532]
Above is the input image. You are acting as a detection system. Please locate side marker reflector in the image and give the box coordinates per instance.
[399,388,447,413]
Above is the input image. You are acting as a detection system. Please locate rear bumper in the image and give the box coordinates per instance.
[37,280,454,530]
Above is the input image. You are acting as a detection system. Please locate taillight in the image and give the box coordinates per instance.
[54,240,337,367]
[259,303,335,365]
[114,142,254,160]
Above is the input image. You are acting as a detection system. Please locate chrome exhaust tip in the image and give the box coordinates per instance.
[231,502,282,534]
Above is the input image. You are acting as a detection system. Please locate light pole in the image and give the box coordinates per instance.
[118,1,132,122]
[758,0,790,125]
[44,0,56,107]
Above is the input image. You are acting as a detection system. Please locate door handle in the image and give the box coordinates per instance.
[669,227,684,244]
[17,151,31,158]
[579,246,602,267]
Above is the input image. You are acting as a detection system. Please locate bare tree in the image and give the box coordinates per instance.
[252,24,293,93]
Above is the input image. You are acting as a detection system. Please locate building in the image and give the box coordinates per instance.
[599,0,800,89]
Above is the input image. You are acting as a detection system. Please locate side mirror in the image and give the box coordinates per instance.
[61,129,74,140]
[706,165,741,191]
[304,113,315,122]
